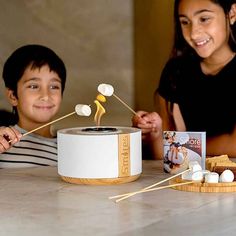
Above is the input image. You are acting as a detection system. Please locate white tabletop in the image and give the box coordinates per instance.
[1,160,236,236]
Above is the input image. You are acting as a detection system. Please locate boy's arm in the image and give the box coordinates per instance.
[0,127,22,153]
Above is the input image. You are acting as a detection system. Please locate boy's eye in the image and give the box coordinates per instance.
[50,84,61,90]
[28,84,38,89]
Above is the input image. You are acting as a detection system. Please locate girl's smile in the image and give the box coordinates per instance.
[194,37,211,47]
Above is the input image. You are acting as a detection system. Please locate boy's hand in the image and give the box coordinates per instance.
[0,127,22,153]
[132,111,162,141]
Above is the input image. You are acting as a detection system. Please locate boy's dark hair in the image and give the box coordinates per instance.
[173,0,236,58]
[0,109,16,126]
[2,44,67,97]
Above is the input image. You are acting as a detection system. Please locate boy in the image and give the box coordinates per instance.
[0,44,66,168]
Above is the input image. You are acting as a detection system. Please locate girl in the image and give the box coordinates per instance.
[0,44,67,167]
[133,0,236,159]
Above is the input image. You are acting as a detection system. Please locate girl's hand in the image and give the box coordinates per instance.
[132,111,162,141]
[0,126,22,153]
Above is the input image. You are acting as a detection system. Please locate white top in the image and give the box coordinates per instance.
[0,125,57,168]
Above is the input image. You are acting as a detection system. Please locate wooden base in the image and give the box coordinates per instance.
[60,174,141,185]
[170,177,236,193]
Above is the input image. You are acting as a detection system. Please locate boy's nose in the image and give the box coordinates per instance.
[39,89,49,101]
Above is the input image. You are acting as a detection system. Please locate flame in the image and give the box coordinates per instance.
[94,100,106,126]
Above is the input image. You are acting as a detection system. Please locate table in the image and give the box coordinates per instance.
[1,161,236,236]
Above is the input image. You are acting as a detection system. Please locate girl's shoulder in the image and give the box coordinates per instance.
[218,55,236,76]
[163,55,199,77]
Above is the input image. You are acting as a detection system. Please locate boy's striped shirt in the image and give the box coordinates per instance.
[0,125,57,168]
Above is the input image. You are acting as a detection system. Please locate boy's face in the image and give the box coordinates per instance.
[9,65,62,129]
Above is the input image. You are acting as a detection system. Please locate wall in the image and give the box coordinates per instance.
[134,0,174,112]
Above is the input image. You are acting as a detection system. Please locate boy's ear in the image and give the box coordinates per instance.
[229,4,236,25]
[5,89,18,106]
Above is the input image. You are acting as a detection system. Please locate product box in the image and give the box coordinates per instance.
[163,131,206,174]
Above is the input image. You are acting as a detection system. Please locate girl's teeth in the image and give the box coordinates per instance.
[196,38,210,46]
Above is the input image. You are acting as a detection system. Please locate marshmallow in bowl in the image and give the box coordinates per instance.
[219,169,234,183]
[97,83,114,96]
[75,104,91,116]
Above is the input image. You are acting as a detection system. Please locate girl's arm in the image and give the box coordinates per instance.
[132,110,163,160]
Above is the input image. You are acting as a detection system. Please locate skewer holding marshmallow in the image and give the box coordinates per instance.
[182,161,208,181]
[111,161,208,202]
[22,104,91,137]
[97,83,139,116]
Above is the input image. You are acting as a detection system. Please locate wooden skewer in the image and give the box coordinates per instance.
[22,111,76,137]
[112,93,139,116]
[109,168,190,200]
[115,181,194,203]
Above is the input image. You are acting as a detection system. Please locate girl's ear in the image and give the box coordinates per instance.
[229,4,236,25]
[5,89,18,106]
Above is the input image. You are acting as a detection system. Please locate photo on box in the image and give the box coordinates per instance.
[163,131,206,174]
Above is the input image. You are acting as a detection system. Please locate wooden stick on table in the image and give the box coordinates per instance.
[115,181,194,203]
[109,168,190,201]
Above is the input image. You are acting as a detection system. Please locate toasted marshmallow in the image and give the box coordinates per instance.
[96,94,106,103]
[98,83,114,96]
[219,170,234,183]
[75,104,91,116]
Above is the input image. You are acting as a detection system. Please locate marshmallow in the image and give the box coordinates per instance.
[96,94,106,103]
[219,170,234,183]
[191,171,204,181]
[182,169,209,181]
[98,83,114,96]
[75,104,91,116]
[205,172,219,183]
[188,161,202,172]
[182,170,193,180]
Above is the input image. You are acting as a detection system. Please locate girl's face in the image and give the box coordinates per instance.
[178,0,231,59]
[13,65,62,129]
